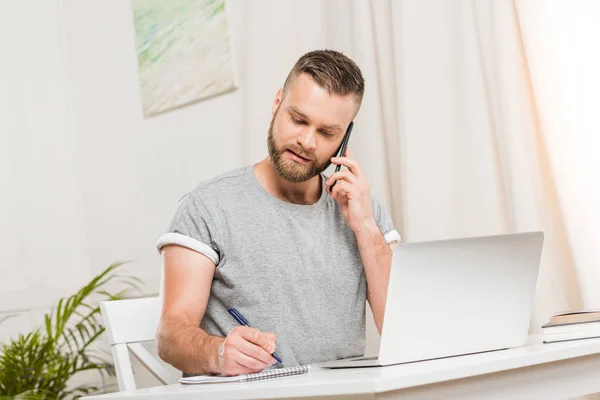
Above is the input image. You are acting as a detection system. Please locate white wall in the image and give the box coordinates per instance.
[59,0,353,284]
[0,0,93,334]
[60,0,247,283]
[0,0,340,313]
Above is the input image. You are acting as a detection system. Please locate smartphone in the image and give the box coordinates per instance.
[329,121,354,191]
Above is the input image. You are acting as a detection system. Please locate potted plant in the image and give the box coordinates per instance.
[0,262,142,399]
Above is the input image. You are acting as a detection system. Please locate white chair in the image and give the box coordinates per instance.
[100,297,177,391]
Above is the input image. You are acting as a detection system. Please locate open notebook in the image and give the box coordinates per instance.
[179,365,310,384]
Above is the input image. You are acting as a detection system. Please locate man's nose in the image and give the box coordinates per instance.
[296,128,317,154]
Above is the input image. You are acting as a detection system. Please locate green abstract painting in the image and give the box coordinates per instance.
[132,0,236,116]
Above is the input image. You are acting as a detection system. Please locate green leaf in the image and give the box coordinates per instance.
[54,298,64,340]
[0,261,141,397]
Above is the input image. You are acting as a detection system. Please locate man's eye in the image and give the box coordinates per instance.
[292,117,306,125]
[319,130,334,138]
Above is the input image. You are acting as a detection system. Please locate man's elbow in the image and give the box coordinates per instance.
[156,321,173,363]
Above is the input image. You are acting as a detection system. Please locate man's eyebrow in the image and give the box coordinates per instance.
[288,106,309,120]
[287,106,343,131]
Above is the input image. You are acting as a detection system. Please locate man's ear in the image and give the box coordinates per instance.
[272,88,283,116]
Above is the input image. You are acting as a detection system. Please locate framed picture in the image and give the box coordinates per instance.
[132,0,237,116]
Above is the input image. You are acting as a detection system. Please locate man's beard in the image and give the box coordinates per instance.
[267,110,332,183]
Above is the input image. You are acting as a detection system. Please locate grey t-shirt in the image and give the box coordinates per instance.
[157,166,400,367]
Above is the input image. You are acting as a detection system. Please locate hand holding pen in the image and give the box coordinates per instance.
[227,308,283,364]
[214,308,281,376]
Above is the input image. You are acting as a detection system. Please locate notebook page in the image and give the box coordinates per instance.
[179,365,310,384]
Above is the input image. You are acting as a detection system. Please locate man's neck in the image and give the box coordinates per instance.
[254,158,322,205]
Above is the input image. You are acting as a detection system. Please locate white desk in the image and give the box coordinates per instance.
[85,336,600,400]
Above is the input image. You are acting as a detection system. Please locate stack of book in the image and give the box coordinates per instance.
[542,309,600,343]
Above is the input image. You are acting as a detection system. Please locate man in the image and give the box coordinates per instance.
[156,49,400,377]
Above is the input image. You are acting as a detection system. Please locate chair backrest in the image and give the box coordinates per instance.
[100,297,175,391]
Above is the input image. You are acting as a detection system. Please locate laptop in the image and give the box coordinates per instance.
[318,231,544,368]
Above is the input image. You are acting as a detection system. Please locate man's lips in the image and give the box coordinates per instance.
[286,149,312,162]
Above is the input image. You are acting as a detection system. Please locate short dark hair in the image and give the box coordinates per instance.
[283,49,365,103]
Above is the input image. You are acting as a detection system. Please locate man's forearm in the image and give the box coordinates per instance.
[156,315,224,375]
[355,220,392,334]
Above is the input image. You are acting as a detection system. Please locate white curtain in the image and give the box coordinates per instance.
[239,0,600,352]
[354,0,600,331]
[516,0,600,308]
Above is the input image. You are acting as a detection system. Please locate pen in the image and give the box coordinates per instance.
[227,308,283,364]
